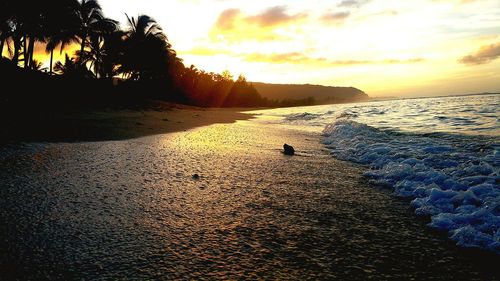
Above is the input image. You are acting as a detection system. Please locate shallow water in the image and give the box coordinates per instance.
[0,115,499,280]
[250,94,499,253]
[254,94,499,136]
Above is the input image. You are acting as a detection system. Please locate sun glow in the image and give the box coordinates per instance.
[3,0,500,97]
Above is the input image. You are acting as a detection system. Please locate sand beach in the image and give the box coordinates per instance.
[0,106,498,280]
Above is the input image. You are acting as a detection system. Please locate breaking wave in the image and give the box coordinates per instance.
[322,118,499,253]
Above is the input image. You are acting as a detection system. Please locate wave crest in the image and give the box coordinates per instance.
[323,119,500,253]
[284,112,322,121]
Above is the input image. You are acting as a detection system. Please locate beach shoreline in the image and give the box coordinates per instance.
[0,101,256,144]
[0,108,498,280]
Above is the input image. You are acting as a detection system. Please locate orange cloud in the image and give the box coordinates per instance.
[459,42,500,65]
[245,52,326,64]
[184,46,427,66]
[243,52,425,66]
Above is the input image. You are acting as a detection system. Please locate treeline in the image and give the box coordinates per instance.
[1,0,309,108]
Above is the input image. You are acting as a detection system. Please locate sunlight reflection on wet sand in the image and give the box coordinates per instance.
[0,118,498,280]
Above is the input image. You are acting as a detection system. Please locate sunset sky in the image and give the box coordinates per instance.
[23,0,500,97]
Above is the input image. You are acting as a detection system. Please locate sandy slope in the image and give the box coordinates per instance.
[0,102,254,143]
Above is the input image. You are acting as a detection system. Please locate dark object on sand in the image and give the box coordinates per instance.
[283,144,295,156]
[192,174,200,180]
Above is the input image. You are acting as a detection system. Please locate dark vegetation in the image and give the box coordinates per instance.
[0,0,367,110]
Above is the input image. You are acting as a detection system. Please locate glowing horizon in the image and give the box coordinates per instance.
[4,0,500,97]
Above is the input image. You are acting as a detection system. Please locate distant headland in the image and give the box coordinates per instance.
[252,82,369,106]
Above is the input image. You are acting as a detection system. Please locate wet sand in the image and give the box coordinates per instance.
[0,113,499,280]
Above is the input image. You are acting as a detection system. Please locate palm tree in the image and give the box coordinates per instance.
[54,54,77,75]
[76,17,119,78]
[121,14,171,80]
[3,1,23,65]
[0,28,12,58]
[46,31,79,75]
[73,0,107,64]
[1,1,46,68]
[54,54,93,78]
[0,1,9,57]
[0,7,13,58]
[25,14,46,68]
[30,59,47,72]
[99,30,125,79]
[9,2,46,68]
[44,0,80,75]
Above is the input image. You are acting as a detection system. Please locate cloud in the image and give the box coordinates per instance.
[183,47,229,56]
[211,6,307,42]
[215,8,241,30]
[243,52,425,65]
[369,10,398,17]
[338,0,371,8]
[432,0,477,4]
[214,6,306,30]
[331,58,425,65]
[321,12,351,24]
[459,42,500,65]
[245,52,326,64]
[321,9,398,25]
[246,6,306,27]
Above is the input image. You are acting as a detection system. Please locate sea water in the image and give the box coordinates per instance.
[252,94,499,253]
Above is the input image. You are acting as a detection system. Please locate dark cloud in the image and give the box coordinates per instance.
[459,42,500,65]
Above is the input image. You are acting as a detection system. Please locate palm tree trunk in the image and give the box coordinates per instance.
[22,34,28,68]
[13,36,20,65]
[95,40,100,79]
[49,48,54,75]
[0,38,4,58]
[27,36,35,68]
[79,32,86,64]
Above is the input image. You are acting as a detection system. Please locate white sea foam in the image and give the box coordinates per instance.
[284,112,322,121]
[261,94,499,252]
[322,118,500,253]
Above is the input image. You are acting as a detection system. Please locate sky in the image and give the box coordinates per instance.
[15,0,500,97]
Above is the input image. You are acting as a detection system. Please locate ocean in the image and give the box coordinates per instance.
[250,93,500,253]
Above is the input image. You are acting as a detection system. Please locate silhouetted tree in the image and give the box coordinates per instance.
[2,1,23,65]
[95,29,125,79]
[76,17,119,78]
[45,0,80,75]
[54,54,93,78]
[121,14,171,81]
[73,0,107,64]
[24,3,47,68]
[0,1,12,58]
[30,59,46,71]
[0,2,276,108]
